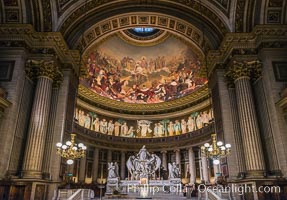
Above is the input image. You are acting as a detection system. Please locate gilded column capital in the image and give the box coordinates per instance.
[26,59,63,85]
[225,61,252,81]
[225,60,262,82]
[52,70,63,88]
[246,60,262,81]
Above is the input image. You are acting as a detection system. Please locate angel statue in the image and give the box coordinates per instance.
[108,162,119,179]
[168,162,181,179]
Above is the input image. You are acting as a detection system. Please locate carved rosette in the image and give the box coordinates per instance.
[25,59,63,86]
[225,59,262,83]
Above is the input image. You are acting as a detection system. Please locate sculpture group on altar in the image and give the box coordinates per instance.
[126,145,161,180]
[106,145,182,182]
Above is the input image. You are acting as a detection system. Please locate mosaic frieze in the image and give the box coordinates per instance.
[75,106,214,138]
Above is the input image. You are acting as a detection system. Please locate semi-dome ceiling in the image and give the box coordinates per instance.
[80,31,207,104]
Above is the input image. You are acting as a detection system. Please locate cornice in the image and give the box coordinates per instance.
[77,97,211,120]
[207,25,287,76]
[78,84,209,114]
[0,24,80,76]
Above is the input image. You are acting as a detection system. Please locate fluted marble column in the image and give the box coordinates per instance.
[22,60,60,179]
[161,151,167,170]
[121,151,126,179]
[175,149,181,172]
[213,163,220,183]
[42,87,59,179]
[107,149,112,163]
[201,155,209,183]
[93,147,99,183]
[188,148,196,184]
[79,156,86,183]
[226,60,265,176]
[228,86,246,174]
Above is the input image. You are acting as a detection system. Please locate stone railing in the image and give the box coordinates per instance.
[56,189,94,200]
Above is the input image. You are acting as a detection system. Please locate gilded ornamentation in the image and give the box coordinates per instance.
[208,25,287,75]
[0,24,80,76]
[225,61,252,81]
[78,84,209,113]
[25,59,63,82]
[225,60,262,82]
[74,14,207,52]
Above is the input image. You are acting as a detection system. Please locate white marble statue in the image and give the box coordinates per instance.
[168,162,181,178]
[108,162,119,179]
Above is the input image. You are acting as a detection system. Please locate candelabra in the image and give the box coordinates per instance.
[201,134,231,165]
[56,133,87,164]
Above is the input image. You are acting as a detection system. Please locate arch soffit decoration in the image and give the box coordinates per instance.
[56,0,231,49]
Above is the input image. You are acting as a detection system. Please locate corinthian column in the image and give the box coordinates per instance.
[227,83,246,175]
[107,149,112,163]
[175,149,181,172]
[120,151,126,179]
[161,150,167,170]
[188,148,196,184]
[22,60,61,179]
[93,147,99,183]
[201,155,210,183]
[226,60,265,177]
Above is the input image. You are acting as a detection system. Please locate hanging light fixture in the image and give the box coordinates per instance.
[201,134,231,165]
[197,0,231,165]
[55,1,90,165]
[56,133,87,165]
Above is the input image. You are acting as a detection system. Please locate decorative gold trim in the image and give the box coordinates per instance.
[77,12,212,55]
[0,97,11,109]
[77,97,211,120]
[78,84,209,112]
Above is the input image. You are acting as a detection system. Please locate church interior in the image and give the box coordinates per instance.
[0,0,287,199]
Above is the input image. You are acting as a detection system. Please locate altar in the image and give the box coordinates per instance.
[105,146,182,198]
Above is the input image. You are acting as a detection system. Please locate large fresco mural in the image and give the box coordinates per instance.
[81,36,207,104]
[75,106,214,138]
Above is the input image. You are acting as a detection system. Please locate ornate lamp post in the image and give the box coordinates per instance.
[201,134,231,165]
[56,133,87,164]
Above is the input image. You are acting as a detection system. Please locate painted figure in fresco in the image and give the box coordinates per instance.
[202,111,210,126]
[78,110,85,126]
[154,123,159,137]
[196,113,203,129]
[168,121,174,136]
[157,123,164,137]
[137,120,152,137]
[174,120,181,135]
[114,121,121,136]
[75,108,79,121]
[181,119,187,134]
[107,120,114,135]
[100,119,108,134]
[126,126,135,137]
[84,114,91,129]
[121,122,129,136]
[187,116,195,132]
[93,117,100,132]
[83,41,207,104]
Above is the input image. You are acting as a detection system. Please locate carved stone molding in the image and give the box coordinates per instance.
[0,24,80,76]
[208,25,287,76]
